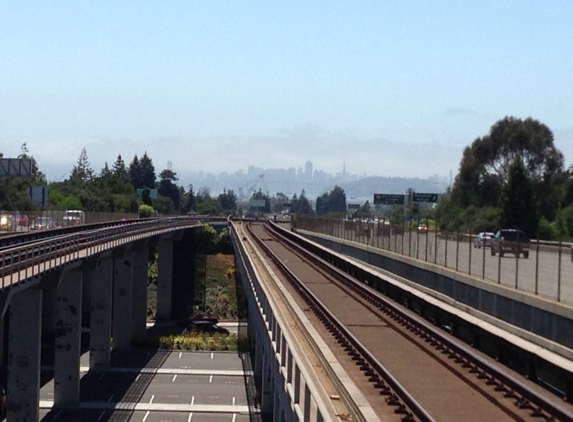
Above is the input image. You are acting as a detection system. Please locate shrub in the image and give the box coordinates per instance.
[159,332,246,351]
[139,204,155,218]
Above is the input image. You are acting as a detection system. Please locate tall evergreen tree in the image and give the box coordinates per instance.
[500,157,538,237]
[111,154,129,183]
[70,147,94,182]
[139,152,156,188]
[129,155,143,187]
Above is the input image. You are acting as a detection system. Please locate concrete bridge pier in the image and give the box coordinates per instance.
[89,255,113,370]
[112,247,133,351]
[54,268,83,406]
[131,241,149,341]
[7,287,42,422]
[157,237,174,320]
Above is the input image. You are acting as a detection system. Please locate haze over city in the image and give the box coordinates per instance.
[2,1,573,189]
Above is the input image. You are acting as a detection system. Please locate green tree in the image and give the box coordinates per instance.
[129,155,143,188]
[99,162,113,181]
[218,189,237,213]
[70,147,94,182]
[450,117,566,220]
[500,157,538,237]
[291,190,312,214]
[157,169,180,213]
[112,154,130,183]
[139,152,156,188]
[316,185,346,215]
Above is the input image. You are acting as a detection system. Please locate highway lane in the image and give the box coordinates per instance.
[340,228,572,305]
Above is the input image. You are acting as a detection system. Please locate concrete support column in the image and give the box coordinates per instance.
[157,238,173,320]
[90,257,113,370]
[261,343,274,414]
[54,269,82,406]
[254,328,263,380]
[113,250,133,350]
[41,271,61,339]
[131,244,149,341]
[0,316,4,366]
[8,288,42,422]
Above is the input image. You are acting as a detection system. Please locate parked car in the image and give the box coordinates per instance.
[186,320,229,336]
[62,210,85,226]
[31,216,55,230]
[0,214,15,232]
[417,223,428,233]
[473,232,495,248]
[15,213,29,226]
[491,229,530,258]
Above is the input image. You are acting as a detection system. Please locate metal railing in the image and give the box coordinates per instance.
[0,210,139,234]
[295,216,573,305]
[0,217,205,288]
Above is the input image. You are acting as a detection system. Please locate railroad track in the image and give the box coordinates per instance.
[246,221,573,422]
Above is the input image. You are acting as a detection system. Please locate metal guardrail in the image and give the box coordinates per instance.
[0,217,224,288]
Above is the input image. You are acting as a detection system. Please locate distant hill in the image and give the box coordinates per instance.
[341,176,444,201]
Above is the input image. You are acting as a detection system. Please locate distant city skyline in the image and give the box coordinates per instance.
[3,3,572,191]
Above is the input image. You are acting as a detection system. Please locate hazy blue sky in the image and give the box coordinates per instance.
[2,1,573,185]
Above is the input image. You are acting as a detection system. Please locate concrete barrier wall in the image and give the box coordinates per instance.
[231,224,339,422]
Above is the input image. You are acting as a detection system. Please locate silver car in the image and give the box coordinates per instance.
[473,232,495,248]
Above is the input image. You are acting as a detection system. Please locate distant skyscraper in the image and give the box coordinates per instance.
[305,161,313,180]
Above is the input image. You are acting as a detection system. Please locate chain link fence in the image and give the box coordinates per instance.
[294,215,573,305]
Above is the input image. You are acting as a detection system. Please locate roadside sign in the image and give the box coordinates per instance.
[29,186,48,209]
[347,203,360,210]
[413,193,439,203]
[249,199,266,208]
[0,158,32,177]
[373,193,405,205]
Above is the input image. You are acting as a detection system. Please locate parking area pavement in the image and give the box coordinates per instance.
[37,350,261,422]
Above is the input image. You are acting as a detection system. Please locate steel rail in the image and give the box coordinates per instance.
[266,221,573,422]
[247,222,436,422]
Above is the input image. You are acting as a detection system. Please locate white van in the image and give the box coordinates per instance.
[62,210,85,226]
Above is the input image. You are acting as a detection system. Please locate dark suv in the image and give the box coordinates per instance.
[491,229,530,258]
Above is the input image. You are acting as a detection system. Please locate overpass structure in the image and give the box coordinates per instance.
[0,217,345,422]
[2,216,573,421]
[0,217,225,421]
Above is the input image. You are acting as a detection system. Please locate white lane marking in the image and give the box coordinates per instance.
[187,413,193,422]
[211,352,214,359]
[142,410,150,422]
[172,374,178,382]
[232,414,237,422]
[97,410,106,421]
[107,394,114,402]
[209,375,213,383]
[190,396,195,405]
[149,394,155,404]
[136,374,141,381]
[98,373,105,381]
[179,351,182,359]
[232,396,236,405]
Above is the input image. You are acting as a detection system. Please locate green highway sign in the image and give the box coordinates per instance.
[413,193,439,203]
[373,193,405,205]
